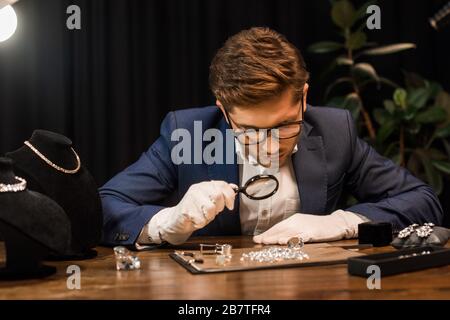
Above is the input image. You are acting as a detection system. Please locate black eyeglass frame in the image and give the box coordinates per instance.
[223,96,305,145]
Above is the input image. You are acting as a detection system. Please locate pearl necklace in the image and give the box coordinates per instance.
[0,176,27,193]
[24,141,81,174]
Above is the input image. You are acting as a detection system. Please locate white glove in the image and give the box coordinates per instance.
[253,210,366,244]
[147,180,238,245]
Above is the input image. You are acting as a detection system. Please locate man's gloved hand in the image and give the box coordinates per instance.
[148,180,238,245]
[253,210,365,244]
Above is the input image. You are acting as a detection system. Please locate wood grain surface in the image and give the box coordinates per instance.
[1,237,449,299]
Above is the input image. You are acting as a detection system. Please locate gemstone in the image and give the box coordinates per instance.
[114,246,141,271]
[215,254,231,266]
[240,246,309,263]
[287,237,304,249]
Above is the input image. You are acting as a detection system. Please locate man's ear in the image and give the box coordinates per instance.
[216,100,229,124]
[302,83,309,113]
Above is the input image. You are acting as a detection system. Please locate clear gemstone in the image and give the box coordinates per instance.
[114,246,141,270]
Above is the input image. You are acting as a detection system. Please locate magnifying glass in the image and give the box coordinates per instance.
[233,174,279,200]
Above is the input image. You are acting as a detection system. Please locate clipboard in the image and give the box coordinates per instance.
[170,243,366,274]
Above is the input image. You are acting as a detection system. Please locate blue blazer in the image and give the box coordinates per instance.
[99,105,443,246]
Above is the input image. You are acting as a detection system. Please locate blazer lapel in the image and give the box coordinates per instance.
[292,121,328,214]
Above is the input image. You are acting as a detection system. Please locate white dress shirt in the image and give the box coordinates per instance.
[236,140,301,235]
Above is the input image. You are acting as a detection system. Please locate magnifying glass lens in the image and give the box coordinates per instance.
[244,176,278,200]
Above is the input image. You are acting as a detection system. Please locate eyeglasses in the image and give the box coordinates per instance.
[224,99,304,146]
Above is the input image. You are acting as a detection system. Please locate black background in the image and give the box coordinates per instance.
[0,0,449,221]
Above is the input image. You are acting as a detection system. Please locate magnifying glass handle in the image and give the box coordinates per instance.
[232,186,244,194]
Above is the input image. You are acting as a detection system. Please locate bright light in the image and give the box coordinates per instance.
[0,5,17,42]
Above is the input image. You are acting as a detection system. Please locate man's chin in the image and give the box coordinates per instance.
[257,155,287,168]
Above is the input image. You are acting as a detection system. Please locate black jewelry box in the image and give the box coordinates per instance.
[347,246,450,277]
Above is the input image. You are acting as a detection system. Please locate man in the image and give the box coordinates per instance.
[99,27,443,248]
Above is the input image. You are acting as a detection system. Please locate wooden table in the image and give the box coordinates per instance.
[1,237,449,299]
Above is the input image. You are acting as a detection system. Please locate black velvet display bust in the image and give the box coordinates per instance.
[6,130,103,259]
[0,158,71,279]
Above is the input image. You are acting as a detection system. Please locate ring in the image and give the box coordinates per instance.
[287,236,304,249]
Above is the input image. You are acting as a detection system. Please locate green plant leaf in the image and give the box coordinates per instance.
[384,100,396,114]
[428,148,448,160]
[352,62,379,83]
[308,41,344,54]
[373,108,390,125]
[407,87,432,109]
[359,43,416,56]
[435,91,450,110]
[431,160,450,175]
[405,122,421,134]
[377,119,396,144]
[327,94,361,120]
[342,92,362,119]
[403,71,426,89]
[427,81,443,99]
[393,88,407,109]
[392,154,403,165]
[383,141,399,157]
[435,90,450,124]
[435,124,450,138]
[378,77,400,89]
[331,0,356,29]
[416,106,447,124]
[336,56,354,65]
[402,107,417,121]
[345,31,367,50]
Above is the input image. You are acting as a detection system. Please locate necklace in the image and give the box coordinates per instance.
[0,176,27,193]
[24,141,81,174]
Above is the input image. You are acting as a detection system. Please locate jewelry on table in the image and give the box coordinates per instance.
[398,223,420,239]
[398,250,431,259]
[0,176,27,193]
[199,243,233,266]
[113,246,141,270]
[391,222,446,249]
[24,141,81,174]
[176,251,204,264]
[416,223,434,238]
[287,236,304,249]
[215,254,231,266]
[200,243,232,256]
[398,223,435,239]
[240,246,309,263]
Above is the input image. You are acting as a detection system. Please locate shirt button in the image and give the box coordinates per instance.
[261,210,268,216]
